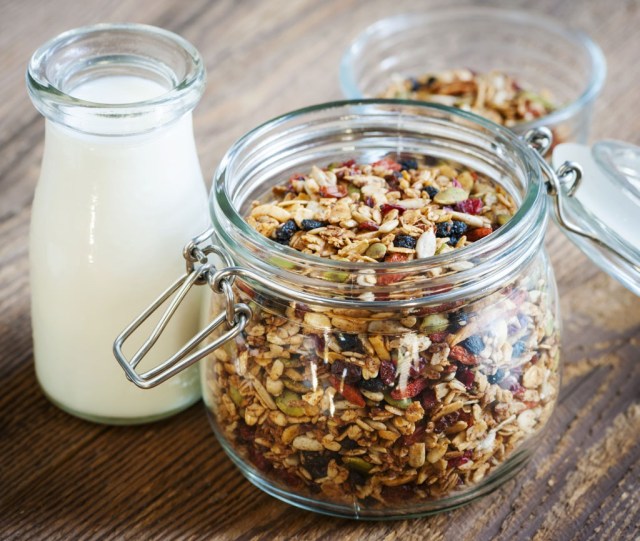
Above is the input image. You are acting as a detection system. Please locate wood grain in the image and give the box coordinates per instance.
[1,0,639,539]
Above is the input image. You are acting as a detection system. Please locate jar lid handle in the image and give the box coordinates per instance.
[113,228,251,389]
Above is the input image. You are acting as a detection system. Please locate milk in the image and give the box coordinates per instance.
[30,76,210,422]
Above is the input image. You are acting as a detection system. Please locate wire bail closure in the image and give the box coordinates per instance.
[113,228,251,389]
[523,127,638,270]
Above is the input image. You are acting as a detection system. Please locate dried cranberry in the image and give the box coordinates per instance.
[428,331,449,343]
[448,451,472,469]
[455,198,483,215]
[455,364,475,390]
[380,203,406,216]
[401,423,427,446]
[341,159,356,168]
[358,220,380,231]
[320,185,347,198]
[420,389,437,410]
[434,411,460,433]
[379,360,396,386]
[384,171,403,190]
[409,357,428,378]
[364,196,375,208]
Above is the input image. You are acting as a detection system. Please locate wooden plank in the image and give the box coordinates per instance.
[0,0,638,540]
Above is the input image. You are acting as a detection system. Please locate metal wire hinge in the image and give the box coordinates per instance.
[113,228,251,389]
[523,127,637,269]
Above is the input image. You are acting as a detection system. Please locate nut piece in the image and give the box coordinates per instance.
[416,229,436,259]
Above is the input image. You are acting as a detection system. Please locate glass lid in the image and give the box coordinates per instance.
[552,140,640,296]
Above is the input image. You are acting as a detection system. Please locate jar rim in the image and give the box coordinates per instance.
[26,23,206,135]
[212,100,548,306]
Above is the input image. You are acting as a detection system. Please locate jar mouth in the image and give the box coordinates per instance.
[212,100,547,306]
[26,23,205,135]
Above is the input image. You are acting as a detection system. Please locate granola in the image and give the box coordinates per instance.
[246,157,515,265]
[379,68,557,128]
[204,157,560,512]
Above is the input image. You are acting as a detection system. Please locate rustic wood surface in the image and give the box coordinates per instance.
[1,0,639,539]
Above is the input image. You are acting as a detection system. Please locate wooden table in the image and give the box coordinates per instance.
[1,1,639,539]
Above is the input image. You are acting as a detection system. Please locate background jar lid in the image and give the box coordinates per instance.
[552,140,640,295]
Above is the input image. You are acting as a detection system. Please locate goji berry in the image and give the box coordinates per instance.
[372,158,402,172]
[466,227,493,241]
[329,375,366,407]
[450,345,478,365]
[390,378,429,399]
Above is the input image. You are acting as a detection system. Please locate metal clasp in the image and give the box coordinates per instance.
[523,127,638,269]
[113,228,251,389]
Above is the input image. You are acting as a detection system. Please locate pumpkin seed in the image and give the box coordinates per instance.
[433,187,468,205]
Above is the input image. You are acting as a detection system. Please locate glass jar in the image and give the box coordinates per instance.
[113,101,638,518]
[27,24,209,424]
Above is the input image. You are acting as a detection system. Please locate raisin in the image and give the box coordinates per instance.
[360,378,386,392]
[300,219,328,231]
[341,437,359,450]
[424,185,439,199]
[301,452,331,478]
[274,219,298,244]
[336,333,364,353]
[393,235,417,249]
[330,359,362,384]
[460,335,485,355]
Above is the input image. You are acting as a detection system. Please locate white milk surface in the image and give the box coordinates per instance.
[31,76,210,421]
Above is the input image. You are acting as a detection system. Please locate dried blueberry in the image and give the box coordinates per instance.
[448,236,460,247]
[436,221,452,238]
[336,333,364,353]
[461,335,485,355]
[393,235,417,249]
[512,340,527,357]
[330,359,362,384]
[450,220,468,237]
[409,77,421,91]
[360,378,386,392]
[399,157,418,171]
[424,185,439,199]
[300,219,328,231]
[487,368,506,384]
[448,310,468,332]
[274,219,298,244]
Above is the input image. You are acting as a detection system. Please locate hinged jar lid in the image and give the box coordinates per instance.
[552,140,640,295]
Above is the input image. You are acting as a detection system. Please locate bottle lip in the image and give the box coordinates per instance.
[211,100,549,307]
[26,23,206,136]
